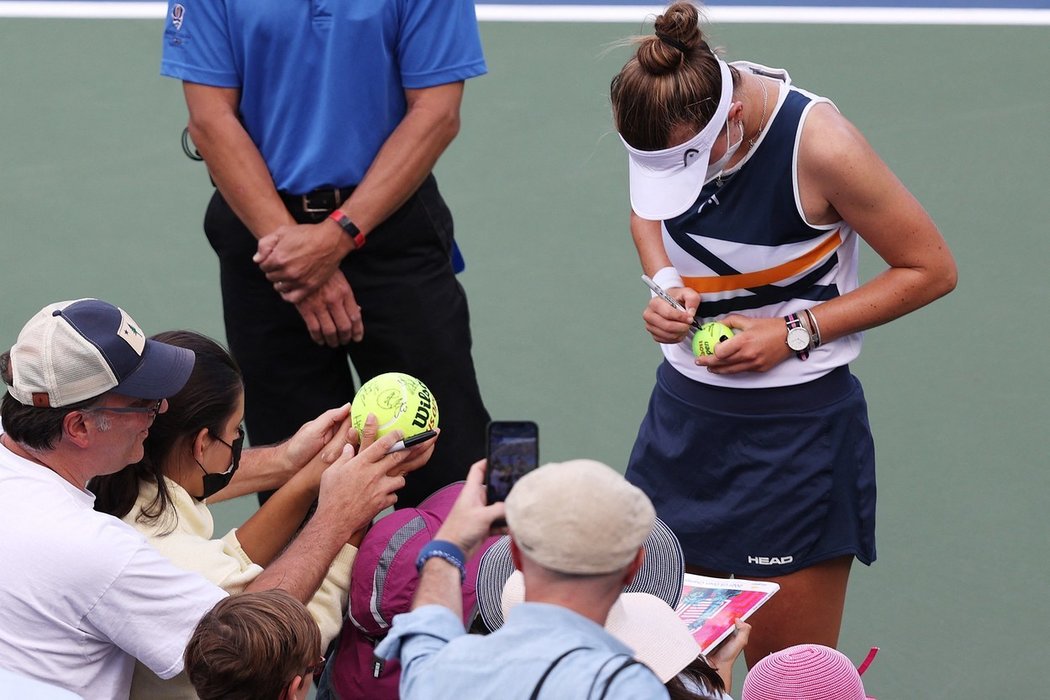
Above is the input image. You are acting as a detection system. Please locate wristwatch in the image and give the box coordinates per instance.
[784,313,811,361]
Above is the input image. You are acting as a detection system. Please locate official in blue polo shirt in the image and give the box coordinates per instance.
[160,0,491,506]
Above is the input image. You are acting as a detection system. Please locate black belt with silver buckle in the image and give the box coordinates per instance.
[279,187,355,219]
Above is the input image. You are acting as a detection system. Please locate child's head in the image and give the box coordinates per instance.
[185,590,322,700]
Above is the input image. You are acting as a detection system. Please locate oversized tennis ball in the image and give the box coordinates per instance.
[351,372,439,438]
[692,322,735,357]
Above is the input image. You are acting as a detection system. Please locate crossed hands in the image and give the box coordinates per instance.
[254,223,363,348]
[254,223,344,302]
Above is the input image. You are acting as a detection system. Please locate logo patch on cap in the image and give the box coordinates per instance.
[116,309,146,355]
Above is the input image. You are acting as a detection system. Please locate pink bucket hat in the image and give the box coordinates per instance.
[742,644,875,700]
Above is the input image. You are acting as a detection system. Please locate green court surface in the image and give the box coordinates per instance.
[1,17,1047,698]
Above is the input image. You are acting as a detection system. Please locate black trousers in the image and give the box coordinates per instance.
[203,175,490,507]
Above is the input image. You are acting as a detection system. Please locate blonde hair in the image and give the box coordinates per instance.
[185,590,321,700]
[610,2,737,150]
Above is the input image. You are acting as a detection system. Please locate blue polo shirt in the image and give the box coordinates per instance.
[160,0,487,193]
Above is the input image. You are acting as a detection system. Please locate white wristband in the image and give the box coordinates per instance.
[651,266,684,293]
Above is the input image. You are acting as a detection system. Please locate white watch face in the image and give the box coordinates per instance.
[787,327,810,351]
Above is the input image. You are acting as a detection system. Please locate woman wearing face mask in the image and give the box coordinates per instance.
[90,330,435,699]
[610,2,956,666]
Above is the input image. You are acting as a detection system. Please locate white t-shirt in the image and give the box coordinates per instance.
[0,439,227,700]
[0,667,82,698]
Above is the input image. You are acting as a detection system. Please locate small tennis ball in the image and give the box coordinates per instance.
[692,322,735,357]
[351,372,439,438]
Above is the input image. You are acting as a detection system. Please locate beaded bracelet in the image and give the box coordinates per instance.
[415,540,466,582]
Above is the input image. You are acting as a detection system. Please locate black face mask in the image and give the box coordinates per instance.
[195,428,244,500]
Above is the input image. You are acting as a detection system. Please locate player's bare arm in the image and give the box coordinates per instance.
[699,104,956,374]
[632,212,701,342]
[631,212,674,277]
[794,103,957,346]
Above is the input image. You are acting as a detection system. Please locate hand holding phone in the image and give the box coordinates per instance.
[485,421,539,508]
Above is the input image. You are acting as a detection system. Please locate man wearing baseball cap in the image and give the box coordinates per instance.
[0,299,418,699]
[0,299,225,699]
[375,459,670,699]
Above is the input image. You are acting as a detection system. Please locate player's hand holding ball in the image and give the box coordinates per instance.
[695,315,797,374]
[691,321,735,357]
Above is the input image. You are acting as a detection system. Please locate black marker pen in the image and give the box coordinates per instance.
[641,274,702,331]
[386,429,437,454]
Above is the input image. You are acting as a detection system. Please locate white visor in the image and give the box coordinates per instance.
[620,58,734,221]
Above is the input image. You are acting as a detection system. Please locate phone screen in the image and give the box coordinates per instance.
[486,421,539,505]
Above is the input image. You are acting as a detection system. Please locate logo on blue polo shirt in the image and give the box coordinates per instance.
[172,4,185,31]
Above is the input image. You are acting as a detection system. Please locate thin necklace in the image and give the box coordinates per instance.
[716,74,771,187]
[747,75,770,151]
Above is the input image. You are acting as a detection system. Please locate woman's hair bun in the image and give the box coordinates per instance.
[637,2,706,75]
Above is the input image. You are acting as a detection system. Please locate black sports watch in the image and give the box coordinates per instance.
[784,313,811,361]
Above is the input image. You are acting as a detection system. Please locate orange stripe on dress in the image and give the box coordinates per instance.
[682,229,843,294]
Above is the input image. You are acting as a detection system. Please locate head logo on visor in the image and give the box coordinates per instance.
[619,59,735,221]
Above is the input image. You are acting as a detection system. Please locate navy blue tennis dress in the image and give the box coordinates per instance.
[625,63,877,578]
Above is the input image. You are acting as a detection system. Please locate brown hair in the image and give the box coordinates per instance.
[185,590,321,700]
[666,654,727,699]
[0,390,103,450]
[610,2,737,151]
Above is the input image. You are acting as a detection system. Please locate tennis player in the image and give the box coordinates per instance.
[610,2,956,665]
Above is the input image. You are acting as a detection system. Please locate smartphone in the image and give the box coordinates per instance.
[485,421,539,506]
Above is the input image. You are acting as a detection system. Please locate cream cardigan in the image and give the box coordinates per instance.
[124,476,355,700]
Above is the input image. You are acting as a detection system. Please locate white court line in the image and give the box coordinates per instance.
[0,2,1049,25]
[0,1,162,17]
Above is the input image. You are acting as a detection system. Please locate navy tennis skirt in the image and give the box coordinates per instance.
[626,362,877,577]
